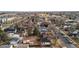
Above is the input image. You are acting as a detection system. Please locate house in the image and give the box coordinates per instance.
[4,28,17,33]
[39,27,48,34]
[65,19,77,25]
[63,19,77,31]
[22,36,37,45]
[0,45,11,48]
[71,30,79,36]
[40,37,51,46]
[10,37,19,45]
[8,33,21,40]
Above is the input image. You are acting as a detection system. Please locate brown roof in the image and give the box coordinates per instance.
[23,36,38,44]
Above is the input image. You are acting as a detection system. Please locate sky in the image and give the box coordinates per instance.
[0,0,79,11]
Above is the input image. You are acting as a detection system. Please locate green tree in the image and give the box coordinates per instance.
[0,28,5,38]
[33,27,40,36]
[0,28,10,45]
[76,23,79,30]
[27,28,33,36]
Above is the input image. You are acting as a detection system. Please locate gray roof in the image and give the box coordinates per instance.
[0,45,11,48]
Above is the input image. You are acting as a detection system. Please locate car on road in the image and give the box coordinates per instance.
[62,36,72,44]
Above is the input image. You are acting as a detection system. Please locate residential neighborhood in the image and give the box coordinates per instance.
[0,12,79,48]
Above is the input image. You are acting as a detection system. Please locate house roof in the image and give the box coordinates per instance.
[41,37,50,42]
[72,30,79,34]
[0,45,11,48]
[23,36,37,44]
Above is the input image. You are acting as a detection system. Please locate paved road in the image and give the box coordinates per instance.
[57,32,76,48]
[52,25,76,48]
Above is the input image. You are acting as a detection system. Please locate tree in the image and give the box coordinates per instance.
[0,28,5,40]
[76,23,79,30]
[0,28,10,45]
[33,27,40,36]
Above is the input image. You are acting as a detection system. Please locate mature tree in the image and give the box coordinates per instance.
[0,28,5,40]
[76,23,79,30]
[0,28,10,45]
[33,27,40,36]
[27,28,33,36]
